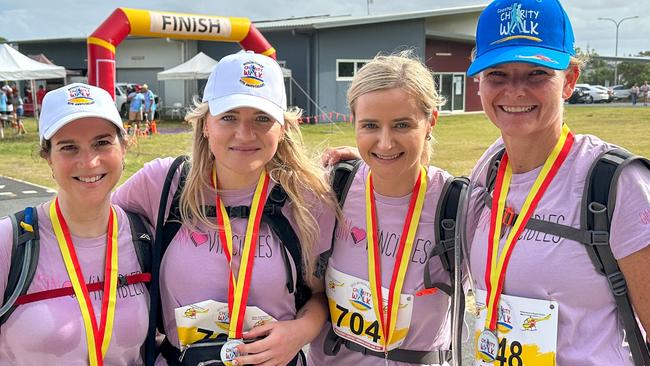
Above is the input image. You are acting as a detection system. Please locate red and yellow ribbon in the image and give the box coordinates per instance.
[212,166,270,339]
[366,167,428,351]
[484,124,574,331]
[50,198,119,366]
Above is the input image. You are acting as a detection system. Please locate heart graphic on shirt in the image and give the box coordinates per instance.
[350,227,366,244]
[190,232,209,247]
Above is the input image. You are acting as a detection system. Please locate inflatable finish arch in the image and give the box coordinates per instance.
[87,8,276,98]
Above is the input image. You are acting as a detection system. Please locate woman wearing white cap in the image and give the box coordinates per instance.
[0,83,151,365]
[112,51,337,366]
[465,0,650,365]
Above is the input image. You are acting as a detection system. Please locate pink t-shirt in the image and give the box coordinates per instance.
[0,204,149,365]
[308,162,454,366]
[112,157,336,365]
[467,134,650,366]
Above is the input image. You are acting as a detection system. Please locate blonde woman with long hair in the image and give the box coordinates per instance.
[113,51,337,366]
[308,52,455,366]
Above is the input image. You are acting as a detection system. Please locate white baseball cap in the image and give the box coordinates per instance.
[39,83,125,143]
[202,51,287,125]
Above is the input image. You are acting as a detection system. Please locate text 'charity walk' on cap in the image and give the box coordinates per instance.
[39,83,125,143]
[468,0,576,76]
[202,50,287,125]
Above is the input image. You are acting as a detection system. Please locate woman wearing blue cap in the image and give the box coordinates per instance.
[465,0,650,365]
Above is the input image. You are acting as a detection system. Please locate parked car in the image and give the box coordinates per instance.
[568,86,592,104]
[115,83,129,118]
[592,85,613,103]
[611,85,631,101]
[575,84,610,103]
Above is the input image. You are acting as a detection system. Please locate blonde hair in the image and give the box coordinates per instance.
[180,100,337,280]
[347,51,445,163]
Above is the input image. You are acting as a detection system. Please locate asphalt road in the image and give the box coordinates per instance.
[0,176,55,217]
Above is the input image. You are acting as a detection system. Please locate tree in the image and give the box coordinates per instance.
[577,47,615,85]
[617,51,650,86]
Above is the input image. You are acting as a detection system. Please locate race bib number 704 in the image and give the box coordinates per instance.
[326,266,413,352]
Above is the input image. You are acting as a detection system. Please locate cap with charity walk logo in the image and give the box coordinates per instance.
[39,83,125,143]
[202,50,287,125]
[467,0,575,76]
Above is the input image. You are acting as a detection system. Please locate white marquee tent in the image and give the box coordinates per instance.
[0,44,66,118]
[0,44,65,81]
[157,52,218,80]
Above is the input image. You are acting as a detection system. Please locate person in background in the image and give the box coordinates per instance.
[12,89,26,135]
[640,81,649,106]
[142,84,156,125]
[630,83,639,106]
[36,84,46,111]
[127,85,145,134]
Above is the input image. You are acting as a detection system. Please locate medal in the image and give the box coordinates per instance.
[50,198,119,366]
[478,124,574,357]
[220,338,245,366]
[366,167,427,352]
[477,328,499,362]
[212,166,270,340]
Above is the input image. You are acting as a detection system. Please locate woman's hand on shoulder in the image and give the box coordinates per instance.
[321,146,360,167]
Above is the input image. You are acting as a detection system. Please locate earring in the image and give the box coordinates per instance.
[122,161,126,171]
[425,134,432,141]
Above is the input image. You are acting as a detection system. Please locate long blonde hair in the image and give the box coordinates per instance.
[180,101,337,279]
[347,51,445,164]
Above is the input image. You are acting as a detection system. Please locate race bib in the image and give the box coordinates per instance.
[175,299,276,349]
[326,266,413,352]
[473,289,559,366]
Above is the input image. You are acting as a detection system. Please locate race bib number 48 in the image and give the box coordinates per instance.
[326,267,413,352]
[473,289,559,366]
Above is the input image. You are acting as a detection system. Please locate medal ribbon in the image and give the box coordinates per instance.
[484,124,574,331]
[212,166,270,339]
[50,198,119,366]
[366,167,427,351]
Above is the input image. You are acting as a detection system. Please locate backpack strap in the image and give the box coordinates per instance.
[484,147,650,365]
[124,211,152,275]
[425,176,469,296]
[581,148,650,366]
[486,148,506,193]
[0,207,39,326]
[227,185,312,311]
[315,159,361,279]
[145,155,189,366]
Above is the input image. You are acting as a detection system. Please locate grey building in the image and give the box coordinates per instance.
[11,5,485,117]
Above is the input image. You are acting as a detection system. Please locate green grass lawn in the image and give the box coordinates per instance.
[1,106,649,189]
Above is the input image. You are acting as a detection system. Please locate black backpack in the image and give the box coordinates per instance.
[0,206,153,326]
[145,156,313,365]
[316,159,468,365]
[483,147,650,366]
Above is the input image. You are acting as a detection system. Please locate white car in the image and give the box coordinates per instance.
[115,83,131,117]
[575,84,610,103]
[611,85,631,100]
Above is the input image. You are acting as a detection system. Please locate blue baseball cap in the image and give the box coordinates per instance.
[468,0,575,76]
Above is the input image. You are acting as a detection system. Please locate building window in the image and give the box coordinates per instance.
[336,59,370,81]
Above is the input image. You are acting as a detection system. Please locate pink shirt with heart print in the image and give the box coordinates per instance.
[112,157,336,365]
[308,161,454,366]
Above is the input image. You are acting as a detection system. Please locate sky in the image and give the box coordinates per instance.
[0,0,648,57]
